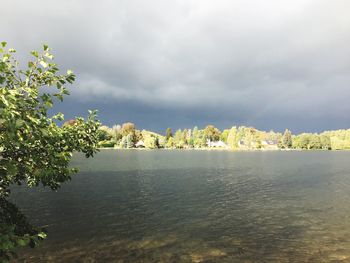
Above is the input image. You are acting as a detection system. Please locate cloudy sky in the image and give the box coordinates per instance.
[2,0,350,133]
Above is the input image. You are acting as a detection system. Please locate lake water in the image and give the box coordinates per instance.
[12,150,350,262]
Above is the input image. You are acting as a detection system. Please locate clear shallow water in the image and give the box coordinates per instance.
[11,150,350,262]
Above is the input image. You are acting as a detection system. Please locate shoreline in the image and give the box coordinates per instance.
[97,147,341,152]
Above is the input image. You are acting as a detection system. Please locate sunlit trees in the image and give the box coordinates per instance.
[320,134,331,150]
[144,135,159,149]
[220,129,229,143]
[282,129,293,149]
[203,125,220,142]
[112,124,123,142]
[0,43,100,261]
[165,127,172,141]
[126,134,135,148]
[227,127,238,149]
[121,122,135,136]
[165,137,174,148]
[174,129,185,148]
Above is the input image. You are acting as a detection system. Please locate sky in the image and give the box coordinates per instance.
[1,0,350,134]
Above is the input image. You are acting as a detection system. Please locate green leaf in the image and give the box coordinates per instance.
[38,232,47,239]
[30,50,39,58]
[28,61,34,68]
[1,41,7,47]
[43,44,49,51]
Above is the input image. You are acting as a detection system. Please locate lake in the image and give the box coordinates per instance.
[12,150,350,262]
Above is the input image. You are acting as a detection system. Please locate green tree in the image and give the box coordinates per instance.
[320,134,331,150]
[0,43,100,261]
[144,135,159,149]
[120,136,128,148]
[165,127,172,141]
[220,129,229,143]
[165,137,174,148]
[203,125,220,142]
[97,126,112,141]
[309,134,321,149]
[183,128,188,145]
[126,133,135,148]
[227,126,238,149]
[282,129,293,149]
[294,133,311,149]
[112,124,123,142]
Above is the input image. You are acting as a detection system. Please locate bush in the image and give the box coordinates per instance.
[98,140,116,148]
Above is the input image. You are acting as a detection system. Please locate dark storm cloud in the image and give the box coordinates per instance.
[1,0,350,132]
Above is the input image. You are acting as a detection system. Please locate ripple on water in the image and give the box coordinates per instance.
[12,151,350,262]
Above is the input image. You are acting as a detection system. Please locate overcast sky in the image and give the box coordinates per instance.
[2,0,350,133]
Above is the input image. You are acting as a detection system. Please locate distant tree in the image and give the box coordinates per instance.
[220,129,229,143]
[188,137,194,148]
[97,126,112,141]
[192,126,199,139]
[227,127,238,149]
[204,125,221,142]
[121,122,135,136]
[120,136,128,148]
[309,134,321,149]
[63,119,77,126]
[174,129,183,145]
[112,124,123,142]
[165,128,172,141]
[282,129,293,148]
[320,134,331,150]
[183,128,188,144]
[294,133,311,149]
[126,134,135,148]
[144,135,159,149]
[165,137,174,148]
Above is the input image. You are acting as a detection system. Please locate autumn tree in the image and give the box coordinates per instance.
[203,125,221,142]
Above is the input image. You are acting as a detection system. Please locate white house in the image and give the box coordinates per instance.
[135,140,145,148]
[207,139,228,148]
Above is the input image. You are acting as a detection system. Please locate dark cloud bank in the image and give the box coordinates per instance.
[2,0,350,133]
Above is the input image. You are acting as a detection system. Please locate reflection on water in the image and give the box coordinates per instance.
[11,150,350,262]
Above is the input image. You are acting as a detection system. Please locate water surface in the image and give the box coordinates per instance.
[12,150,350,262]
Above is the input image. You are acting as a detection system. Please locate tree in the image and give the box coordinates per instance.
[144,135,159,149]
[282,129,293,149]
[183,128,188,145]
[112,124,122,142]
[220,129,229,143]
[203,125,220,142]
[309,134,321,149]
[227,126,238,149]
[126,133,135,148]
[97,126,112,141]
[0,43,100,261]
[165,137,174,148]
[320,134,331,150]
[174,129,183,144]
[165,128,172,141]
[120,136,128,148]
[121,122,135,136]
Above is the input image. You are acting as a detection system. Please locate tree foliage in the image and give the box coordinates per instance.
[165,128,172,141]
[0,42,100,261]
[282,129,293,148]
[203,125,221,142]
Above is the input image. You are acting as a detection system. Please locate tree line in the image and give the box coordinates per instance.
[96,123,350,150]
